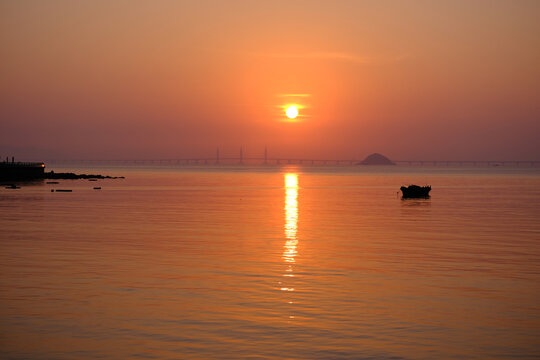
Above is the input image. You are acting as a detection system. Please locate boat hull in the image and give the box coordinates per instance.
[400,185,431,198]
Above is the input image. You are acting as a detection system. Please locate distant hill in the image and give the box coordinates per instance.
[358,153,395,165]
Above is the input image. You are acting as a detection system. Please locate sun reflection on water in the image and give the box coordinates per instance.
[283,173,298,264]
[281,173,299,299]
[280,171,302,322]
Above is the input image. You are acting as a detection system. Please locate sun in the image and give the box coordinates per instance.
[286,106,298,119]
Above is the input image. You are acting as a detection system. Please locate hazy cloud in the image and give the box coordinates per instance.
[277,94,312,98]
[254,51,411,64]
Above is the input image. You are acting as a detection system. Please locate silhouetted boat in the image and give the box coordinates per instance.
[400,185,431,198]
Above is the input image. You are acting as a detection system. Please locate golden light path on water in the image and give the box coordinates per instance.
[281,173,298,298]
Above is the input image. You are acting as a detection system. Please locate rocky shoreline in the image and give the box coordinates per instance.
[44,171,125,180]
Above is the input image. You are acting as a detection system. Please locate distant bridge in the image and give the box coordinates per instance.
[394,160,540,167]
[45,158,540,167]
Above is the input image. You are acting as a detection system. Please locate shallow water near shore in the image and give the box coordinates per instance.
[1,165,539,359]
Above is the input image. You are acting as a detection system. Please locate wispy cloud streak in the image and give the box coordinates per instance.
[253,51,411,64]
[277,93,311,98]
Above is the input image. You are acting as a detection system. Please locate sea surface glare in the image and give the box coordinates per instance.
[1,165,539,359]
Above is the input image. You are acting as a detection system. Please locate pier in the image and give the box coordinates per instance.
[0,161,45,180]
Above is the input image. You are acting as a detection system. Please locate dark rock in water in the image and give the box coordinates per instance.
[359,153,395,165]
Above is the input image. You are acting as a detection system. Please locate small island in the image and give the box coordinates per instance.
[358,153,396,165]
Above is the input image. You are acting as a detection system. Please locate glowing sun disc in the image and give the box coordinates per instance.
[286,106,298,119]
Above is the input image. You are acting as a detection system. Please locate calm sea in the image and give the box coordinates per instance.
[1,165,539,359]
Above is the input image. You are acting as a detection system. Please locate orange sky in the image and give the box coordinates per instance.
[1,0,539,161]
